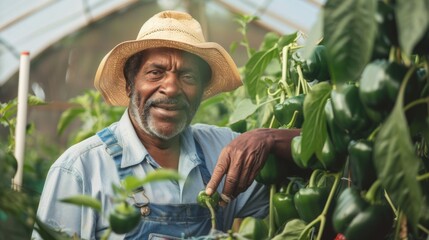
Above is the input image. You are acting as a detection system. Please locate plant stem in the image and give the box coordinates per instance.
[268,184,276,238]
[418,224,429,235]
[299,172,341,240]
[296,64,308,95]
[365,180,381,204]
[281,45,293,98]
[285,110,299,129]
[299,215,321,239]
[205,198,216,230]
[384,190,398,216]
[404,96,429,112]
[316,172,341,240]
[417,172,429,181]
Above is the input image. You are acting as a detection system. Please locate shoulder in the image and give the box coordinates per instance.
[48,133,112,186]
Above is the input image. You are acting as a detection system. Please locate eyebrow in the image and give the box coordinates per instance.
[145,62,167,70]
[145,62,199,74]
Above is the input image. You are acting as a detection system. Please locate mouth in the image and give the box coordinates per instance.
[148,100,189,120]
[153,103,186,111]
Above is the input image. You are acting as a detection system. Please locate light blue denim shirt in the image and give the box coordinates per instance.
[32,111,268,239]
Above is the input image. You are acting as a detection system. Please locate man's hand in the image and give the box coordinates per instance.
[205,128,300,205]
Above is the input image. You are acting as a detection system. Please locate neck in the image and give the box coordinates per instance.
[133,124,182,170]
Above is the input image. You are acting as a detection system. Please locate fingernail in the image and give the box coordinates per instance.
[206,187,213,195]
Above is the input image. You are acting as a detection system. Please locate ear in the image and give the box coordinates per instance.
[126,85,132,97]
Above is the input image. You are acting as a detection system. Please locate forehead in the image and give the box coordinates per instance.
[141,47,204,65]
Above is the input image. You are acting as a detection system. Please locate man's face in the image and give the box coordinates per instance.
[128,48,208,140]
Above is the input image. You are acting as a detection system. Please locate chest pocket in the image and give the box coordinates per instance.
[97,127,223,239]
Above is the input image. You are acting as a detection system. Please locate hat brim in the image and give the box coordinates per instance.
[94,39,242,106]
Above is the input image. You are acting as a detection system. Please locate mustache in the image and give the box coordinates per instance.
[145,97,190,110]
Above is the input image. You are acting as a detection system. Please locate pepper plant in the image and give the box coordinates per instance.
[231,0,429,239]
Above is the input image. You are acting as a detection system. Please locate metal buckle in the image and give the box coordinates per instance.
[130,186,151,216]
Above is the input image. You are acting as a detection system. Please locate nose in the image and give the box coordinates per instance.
[159,72,182,97]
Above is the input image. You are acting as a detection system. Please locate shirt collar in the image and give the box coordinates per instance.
[116,111,148,168]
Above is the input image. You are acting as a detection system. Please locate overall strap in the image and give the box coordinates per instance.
[194,138,211,185]
[96,127,133,180]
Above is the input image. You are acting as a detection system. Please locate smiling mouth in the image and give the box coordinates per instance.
[154,104,185,111]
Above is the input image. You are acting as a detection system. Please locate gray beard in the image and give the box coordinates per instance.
[129,93,189,140]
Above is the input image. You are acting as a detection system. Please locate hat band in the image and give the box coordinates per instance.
[138,28,204,42]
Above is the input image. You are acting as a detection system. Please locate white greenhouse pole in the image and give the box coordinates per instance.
[12,51,30,191]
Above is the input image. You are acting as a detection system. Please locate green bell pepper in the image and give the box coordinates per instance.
[197,190,220,209]
[255,153,281,185]
[274,94,305,128]
[300,45,331,82]
[109,201,141,234]
[294,170,330,223]
[348,140,377,191]
[332,183,393,240]
[330,84,373,138]
[359,60,405,119]
[318,135,345,172]
[324,98,351,155]
[332,188,369,234]
[291,135,322,170]
[344,204,393,240]
[273,181,301,228]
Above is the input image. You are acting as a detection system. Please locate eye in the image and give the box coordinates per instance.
[180,72,199,85]
[146,69,164,80]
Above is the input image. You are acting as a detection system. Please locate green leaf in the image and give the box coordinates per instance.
[243,45,278,102]
[324,0,377,85]
[122,169,182,192]
[28,95,45,106]
[57,107,85,135]
[277,32,299,50]
[259,32,280,51]
[272,219,309,240]
[374,69,423,230]
[0,100,17,121]
[60,194,102,212]
[396,0,429,55]
[301,82,331,164]
[229,99,258,124]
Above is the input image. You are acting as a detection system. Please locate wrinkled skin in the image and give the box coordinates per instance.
[206,128,301,205]
[128,48,206,141]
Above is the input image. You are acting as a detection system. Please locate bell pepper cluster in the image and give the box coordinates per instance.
[257,1,429,238]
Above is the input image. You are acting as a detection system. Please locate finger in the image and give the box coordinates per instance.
[232,154,260,196]
[206,151,230,196]
[222,173,239,198]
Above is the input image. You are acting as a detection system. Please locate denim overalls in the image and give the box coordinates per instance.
[97,128,224,239]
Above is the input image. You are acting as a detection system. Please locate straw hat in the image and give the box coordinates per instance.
[94,10,242,106]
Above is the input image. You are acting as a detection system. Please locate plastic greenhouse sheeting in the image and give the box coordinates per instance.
[0,0,138,86]
[0,0,323,87]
